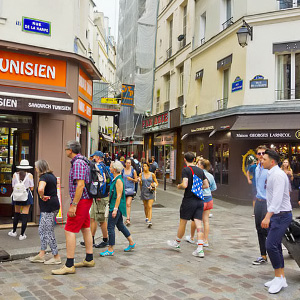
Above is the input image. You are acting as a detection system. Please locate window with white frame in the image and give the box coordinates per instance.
[179,66,184,96]
[156,96,160,114]
[277,53,300,100]
[279,0,300,9]
[182,5,187,47]
[166,74,171,101]
[200,12,206,45]
[221,0,233,30]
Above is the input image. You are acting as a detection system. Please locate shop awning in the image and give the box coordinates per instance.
[231,114,300,131]
[0,85,73,114]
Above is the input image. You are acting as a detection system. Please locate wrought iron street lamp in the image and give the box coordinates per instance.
[237,20,253,47]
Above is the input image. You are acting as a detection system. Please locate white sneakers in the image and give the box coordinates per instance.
[192,249,204,258]
[8,230,17,237]
[19,234,27,240]
[167,240,181,251]
[185,235,195,244]
[265,276,288,294]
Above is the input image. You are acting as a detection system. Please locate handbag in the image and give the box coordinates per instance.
[125,187,135,196]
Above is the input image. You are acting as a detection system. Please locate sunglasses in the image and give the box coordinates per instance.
[257,152,265,156]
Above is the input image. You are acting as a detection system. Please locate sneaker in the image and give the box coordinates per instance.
[252,256,267,265]
[145,218,149,223]
[19,234,27,241]
[167,240,181,251]
[44,257,62,265]
[80,241,85,247]
[209,213,213,218]
[192,249,205,257]
[268,276,287,294]
[28,254,45,263]
[8,230,17,237]
[185,235,195,244]
[94,241,109,248]
[147,221,152,228]
[51,265,76,275]
[124,243,136,252]
[203,241,209,247]
[265,276,288,288]
[74,259,95,268]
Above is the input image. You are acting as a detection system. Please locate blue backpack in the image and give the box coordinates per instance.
[99,162,114,197]
[188,166,204,200]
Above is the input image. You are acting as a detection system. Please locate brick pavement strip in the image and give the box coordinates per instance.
[0,188,300,299]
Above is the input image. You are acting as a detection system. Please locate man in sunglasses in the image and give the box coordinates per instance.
[252,145,268,265]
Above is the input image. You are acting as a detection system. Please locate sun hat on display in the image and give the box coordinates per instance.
[16,159,33,169]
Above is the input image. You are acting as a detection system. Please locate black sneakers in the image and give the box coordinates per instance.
[252,256,267,265]
[94,241,109,248]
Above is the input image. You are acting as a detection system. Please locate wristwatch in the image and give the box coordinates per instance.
[72,202,78,206]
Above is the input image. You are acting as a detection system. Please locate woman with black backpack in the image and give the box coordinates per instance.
[8,159,34,241]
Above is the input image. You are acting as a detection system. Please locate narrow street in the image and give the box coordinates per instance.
[0,187,299,300]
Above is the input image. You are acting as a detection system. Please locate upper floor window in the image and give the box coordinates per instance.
[182,6,187,47]
[179,66,184,96]
[167,19,173,59]
[200,12,206,45]
[279,0,300,9]
[222,0,233,30]
[277,53,300,100]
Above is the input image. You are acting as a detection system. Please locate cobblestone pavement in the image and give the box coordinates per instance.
[0,187,300,300]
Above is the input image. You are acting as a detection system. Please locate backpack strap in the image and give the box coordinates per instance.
[188,166,194,175]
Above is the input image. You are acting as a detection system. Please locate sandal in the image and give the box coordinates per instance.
[124,243,136,252]
[100,250,114,257]
[125,219,131,226]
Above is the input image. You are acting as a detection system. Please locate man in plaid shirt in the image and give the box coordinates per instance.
[52,140,95,275]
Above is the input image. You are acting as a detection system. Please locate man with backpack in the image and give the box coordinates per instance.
[167,152,209,257]
[52,140,94,275]
[80,151,110,248]
[132,154,141,194]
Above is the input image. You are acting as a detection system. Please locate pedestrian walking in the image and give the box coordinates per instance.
[8,159,34,241]
[52,140,94,275]
[80,151,109,249]
[29,160,61,265]
[261,149,292,294]
[100,161,135,256]
[252,145,269,266]
[139,161,158,228]
[132,154,141,194]
[167,152,209,257]
[186,159,216,246]
[122,158,138,226]
[281,159,293,192]
[149,156,158,173]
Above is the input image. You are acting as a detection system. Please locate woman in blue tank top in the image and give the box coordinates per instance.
[122,158,137,226]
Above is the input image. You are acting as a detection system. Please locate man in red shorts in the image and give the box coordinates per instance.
[52,140,95,275]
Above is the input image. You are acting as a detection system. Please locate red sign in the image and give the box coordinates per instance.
[142,112,169,132]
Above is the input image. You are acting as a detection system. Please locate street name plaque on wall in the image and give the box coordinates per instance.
[250,75,268,89]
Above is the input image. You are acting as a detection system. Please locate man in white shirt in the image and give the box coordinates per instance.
[261,149,292,294]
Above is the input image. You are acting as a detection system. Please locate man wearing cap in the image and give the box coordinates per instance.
[81,151,109,248]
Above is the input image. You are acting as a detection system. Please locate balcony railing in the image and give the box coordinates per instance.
[275,89,300,100]
[217,98,228,110]
[166,47,172,59]
[222,17,233,30]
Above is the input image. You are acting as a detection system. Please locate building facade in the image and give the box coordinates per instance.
[150,0,300,204]
[0,0,102,224]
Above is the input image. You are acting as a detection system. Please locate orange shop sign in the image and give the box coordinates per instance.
[78,68,93,101]
[0,50,66,87]
[78,97,92,120]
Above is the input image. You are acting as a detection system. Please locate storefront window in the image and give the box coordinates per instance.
[209,143,229,185]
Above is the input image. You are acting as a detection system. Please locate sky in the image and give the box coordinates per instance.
[93,0,119,41]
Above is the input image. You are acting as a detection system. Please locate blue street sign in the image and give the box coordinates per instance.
[22,17,51,36]
[250,75,268,89]
[231,77,243,92]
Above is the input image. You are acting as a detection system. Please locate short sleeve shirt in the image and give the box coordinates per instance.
[12,172,34,189]
[182,166,207,199]
[247,164,257,187]
[38,173,60,213]
[69,154,90,202]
